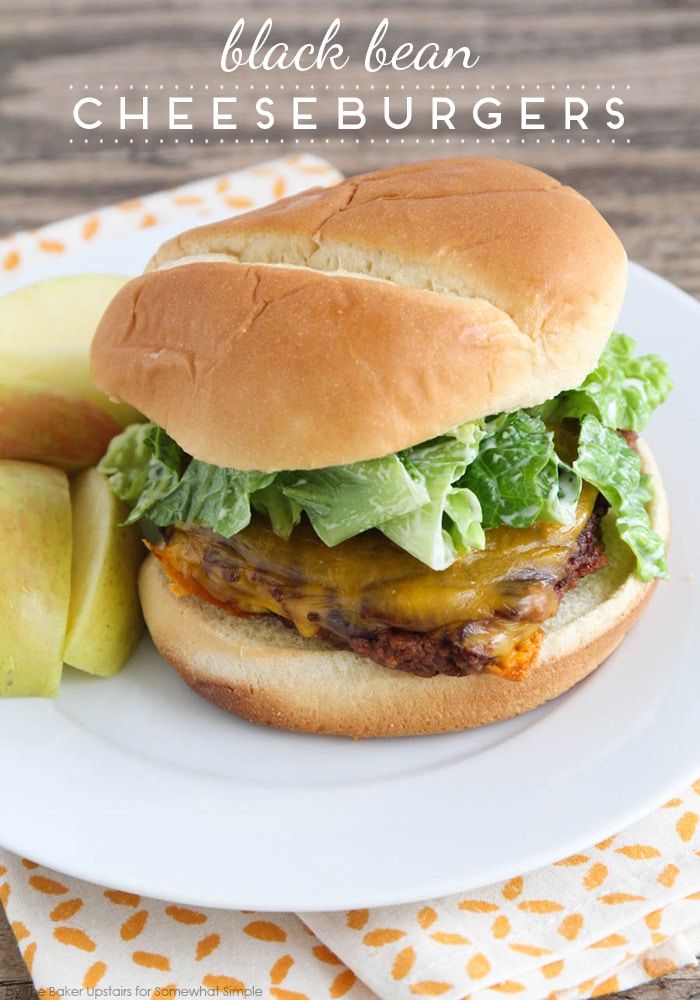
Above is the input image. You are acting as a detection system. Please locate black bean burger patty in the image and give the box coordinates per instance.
[149,487,608,681]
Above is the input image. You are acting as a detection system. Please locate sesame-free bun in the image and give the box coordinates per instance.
[138,441,668,739]
[91,157,627,472]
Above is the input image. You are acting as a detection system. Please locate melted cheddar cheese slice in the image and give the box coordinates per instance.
[149,482,600,680]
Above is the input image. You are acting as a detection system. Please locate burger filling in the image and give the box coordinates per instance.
[99,331,671,680]
[146,483,607,679]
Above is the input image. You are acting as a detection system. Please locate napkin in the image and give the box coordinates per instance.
[0,152,343,289]
[2,780,700,998]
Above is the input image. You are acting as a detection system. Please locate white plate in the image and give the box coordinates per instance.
[0,217,698,913]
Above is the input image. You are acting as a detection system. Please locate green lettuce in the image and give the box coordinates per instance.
[100,423,275,538]
[98,332,670,578]
[460,410,581,530]
[538,332,672,431]
[573,415,667,581]
[275,454,430,547]
[380,427,485,570]
[98,419,154,504]
[99,421,488,570]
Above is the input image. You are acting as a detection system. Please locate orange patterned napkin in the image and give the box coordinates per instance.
[1,779,700,998]
[0,781,700,1000]
[0,152,342,287]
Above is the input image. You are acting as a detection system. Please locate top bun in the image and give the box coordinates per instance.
[91,157,627,471]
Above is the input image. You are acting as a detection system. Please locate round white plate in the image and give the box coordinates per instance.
[1,222,698,912]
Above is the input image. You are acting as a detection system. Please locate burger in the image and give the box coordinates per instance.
[90,157,672,738]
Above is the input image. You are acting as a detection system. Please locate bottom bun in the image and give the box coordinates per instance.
[138,441,669,739]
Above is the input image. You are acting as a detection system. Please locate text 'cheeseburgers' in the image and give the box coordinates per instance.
[91,156,672,738]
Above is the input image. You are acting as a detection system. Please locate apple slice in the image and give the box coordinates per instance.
[0,274,142,470]
[63,467,146,676]
[0,460,72,697]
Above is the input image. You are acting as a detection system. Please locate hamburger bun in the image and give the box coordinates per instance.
[91,157,666,740]
[137,440,668,739]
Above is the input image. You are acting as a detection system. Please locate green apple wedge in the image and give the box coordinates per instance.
[0,274,142,470]
[0,460,72,697]
[63,467,146,677]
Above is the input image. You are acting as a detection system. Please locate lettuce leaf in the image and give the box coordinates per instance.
[380,428,485,569]
[98,332,670,577]
[573,415,667,581]
[140,460,275,538]
[99,422,489,570]
[100,423,274,537]
[250,483,302,540]
[98,420,156,505]
[276,454,430,547]
[460,410,580,529]
[99,414,572,571]
[538,332,672,432]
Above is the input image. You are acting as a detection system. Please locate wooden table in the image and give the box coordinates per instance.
[1,0,699,995]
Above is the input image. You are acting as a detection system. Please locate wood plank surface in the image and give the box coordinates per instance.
[1,0,699,996]
[1,0,699,298]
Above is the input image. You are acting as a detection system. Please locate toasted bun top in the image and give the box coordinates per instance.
[91,157,627,471]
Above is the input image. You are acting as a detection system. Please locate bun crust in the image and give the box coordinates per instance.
[138,441,668,739]
[91,157,627,471]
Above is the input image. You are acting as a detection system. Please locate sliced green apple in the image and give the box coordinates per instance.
[0,274,142,470]
[0,460,72,697]
[63,467,146,677]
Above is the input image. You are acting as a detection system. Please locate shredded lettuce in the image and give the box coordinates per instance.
[99,332,670,577]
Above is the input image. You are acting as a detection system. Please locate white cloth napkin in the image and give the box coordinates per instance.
[2,778,699,998]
